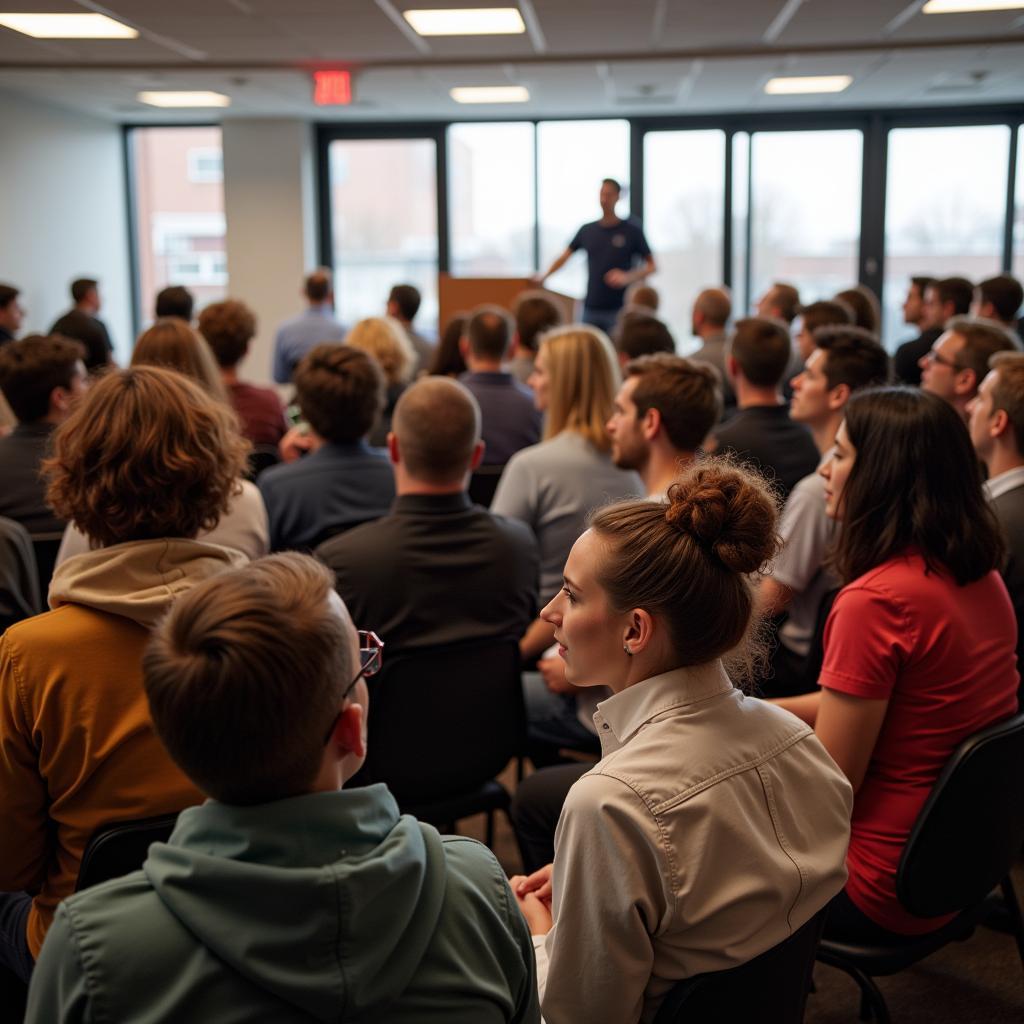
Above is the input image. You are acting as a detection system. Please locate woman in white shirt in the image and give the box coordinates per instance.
[511,460,853,1024]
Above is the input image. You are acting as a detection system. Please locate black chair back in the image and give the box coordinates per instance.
[247,443,281,481]
[76,813,179,892]
[896,711,1024,919]
[802,586,839,689]
[467,464,506,508]
[356,636,524,804]
[29,531,63,604]
[653,908,827,1024]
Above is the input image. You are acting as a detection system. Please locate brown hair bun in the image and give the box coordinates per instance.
[665,463,777,574]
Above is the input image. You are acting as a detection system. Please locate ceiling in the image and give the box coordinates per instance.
[0,0,1022,121]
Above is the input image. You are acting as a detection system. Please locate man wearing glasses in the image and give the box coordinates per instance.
[26,553,540,1023]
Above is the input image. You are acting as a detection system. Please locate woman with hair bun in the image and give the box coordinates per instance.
[511,460,853,1024]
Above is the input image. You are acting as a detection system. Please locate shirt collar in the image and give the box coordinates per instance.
[592,661,735,754]
[985,464,1024,500]
[394,492,471,515]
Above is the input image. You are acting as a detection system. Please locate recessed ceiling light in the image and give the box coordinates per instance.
[450,85,529,104]
[0,13,138,38]
[137,91,231,108]
[403,8,526,35]
[923,0,1024,12]
[764,75,853,95]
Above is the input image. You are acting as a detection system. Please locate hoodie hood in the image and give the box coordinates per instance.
[144,787,447,1021]
[48,538,247,627]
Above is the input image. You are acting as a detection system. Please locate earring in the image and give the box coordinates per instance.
[623,644,633,656]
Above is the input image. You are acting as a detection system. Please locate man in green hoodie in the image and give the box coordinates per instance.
[26,553,540,1024]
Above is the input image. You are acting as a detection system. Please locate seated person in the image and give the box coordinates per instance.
[778,388,1018,943]
[27,553,540,1023]
[834,285,880,334]
[0,366,249,983]
[318,377,538,651]
[154,284,194,322]
[510,461,852,1023]
[198,299,288,447]
[793,299,854,363]
[259,345,395,551]
[0,516,40,632]
[689,288,732,410]
[345,316,416,446]
[894,276,972,386]
[506,292,562,387]
[612,310,675,370]
[48,278,113,371]
[0,335,88,534]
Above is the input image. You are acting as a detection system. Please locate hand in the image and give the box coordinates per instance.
[279,425,315,463]
[516,891,553,935]
[531,272,547,286]
[604,268,630,288]
[539,655,575,695]
[511,863,554,905]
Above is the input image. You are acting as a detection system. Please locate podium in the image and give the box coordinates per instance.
[438,275,576,331]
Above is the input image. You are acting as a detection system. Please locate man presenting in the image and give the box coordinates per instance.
[536,179,655,335]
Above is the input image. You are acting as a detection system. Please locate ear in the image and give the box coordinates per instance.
[641,406,661,442]
[49,386,70,417]
[387,431,400,466]
[469,439,485,472]
[827,382,850,412]
[617,351,629,371]
[954,369,978,397]
[623,607,655,655]
[990,408,1012,441]
[459,336,470,358]
[332,702,366,760]
[726,354,739,380]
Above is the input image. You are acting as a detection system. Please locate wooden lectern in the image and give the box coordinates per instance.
[438,275,576,331]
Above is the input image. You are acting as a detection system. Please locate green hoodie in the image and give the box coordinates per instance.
[26,786,540,1024]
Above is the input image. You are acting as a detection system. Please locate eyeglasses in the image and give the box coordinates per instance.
[924,349,962,371]
[323,630,384,745]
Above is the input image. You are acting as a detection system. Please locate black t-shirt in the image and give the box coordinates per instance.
[569,218,651,311]
[49,310,113,370]
[893,327,942,386]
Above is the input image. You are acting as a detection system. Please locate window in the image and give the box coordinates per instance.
[130,127,226,328]
[327,137,438,333]
[1014,127,1024,285]
[884,124,1011,348]
[643,130,726,351]
[449,122,535,277]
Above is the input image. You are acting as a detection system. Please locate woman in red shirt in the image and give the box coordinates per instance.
[780,386,1018,941]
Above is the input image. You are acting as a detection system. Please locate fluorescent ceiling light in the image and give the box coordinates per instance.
[923,0,1024,12]
[404,8,526,35]
[0,13,137,38]
[764,75,853,95]
[138,91,231,108]
[450,85,529,103]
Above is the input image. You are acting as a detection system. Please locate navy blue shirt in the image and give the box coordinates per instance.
[458,371,542,466]
[569,218,652,312]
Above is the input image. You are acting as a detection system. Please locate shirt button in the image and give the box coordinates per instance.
[602,723,609,730]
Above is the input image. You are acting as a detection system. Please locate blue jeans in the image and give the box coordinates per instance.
[0,891,33,984]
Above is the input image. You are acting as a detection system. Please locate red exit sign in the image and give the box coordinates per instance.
[313,70,352,106]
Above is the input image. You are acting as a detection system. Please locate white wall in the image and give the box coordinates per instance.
[222,118,316,387]
[0,89,132,363]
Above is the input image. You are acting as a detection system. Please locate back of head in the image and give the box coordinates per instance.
[345,316,415,386]
[616,311,675,360]
[990,351,1024,455]
[542,325,620,451]
[132,318,227,401]
[947,316,1020,385]
[801,299,854,335]
[393,376,481,484]
[813,325,890,392]
[198,299,258,369]
[0,334,85,422]
[295,343,384,444]
[304,268,332,304]
[44,365,248,547]
[729,317,792,388]
[71,278,97,305]
[388,283,421,322]
[513,291,562,353]
[768,283,800,324]
[833,285,880,333]
[154,285,195,322]
[430,314,468,376]
[934,276,974,317]
[590,459,778,679]
[144,553,352,805]
[626,354,723,453]
[694,288,731,328]
[626,283,659,312]
[836,386,1002,586]
[978,274,1024,324]
[467,305,512,362]
[0,283,19,311]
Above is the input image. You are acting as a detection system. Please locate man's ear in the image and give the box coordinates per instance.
[469,439,485,472]
[827,382,850,412]
[991,408,1012,441]
[387,431,400,466]
[641,406,661,442]
[954,369,978,398]
[49,386,71,418]
[331,702,366,760]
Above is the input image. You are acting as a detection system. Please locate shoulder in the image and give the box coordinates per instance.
[316,515,391,566]
[476,507,538,552]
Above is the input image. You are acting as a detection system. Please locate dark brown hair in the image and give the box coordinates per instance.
[977,275,1024,324]
[388,283,421,322]
[514,292,562,353]
[765,283,800,324]
[801,299,854,335]
[616,311,675,360]
[834,285,880,333]
[155,286,194,321]
[198,299,258,368]
[71,278,97,304]
[832,387,1003,586]
[930,277,974,317]
[294,343,384,444]
[590,459,778,678]
[946,316,1020,387]
[729,317,792,388]
[44,366,249,547]
[144,553,353,805]
[0,284,19,310]
[0,334,85,422]
[430,314,468,376]
[467,305,512,361]
[304,269,332,303]
[813,326,890,392]
[626,354,722,452]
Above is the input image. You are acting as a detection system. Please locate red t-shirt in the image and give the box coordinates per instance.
[228,381,287,447]
[820,551,1018,935]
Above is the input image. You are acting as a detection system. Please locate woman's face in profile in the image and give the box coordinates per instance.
[528,346,550,413]
[820,419,856,521]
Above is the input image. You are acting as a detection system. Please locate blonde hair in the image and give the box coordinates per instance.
[345,316,415,386]
[132,318,228,403]
[541,325,620,452]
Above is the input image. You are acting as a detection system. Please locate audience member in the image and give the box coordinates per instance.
[199,299,288,447]
[755,282,800,324]
[778,388,1018,944]
[131,317,228,401]
[607,354,722,498]
[794,299,854,362]
[919,315,1019,421]
[711,317,818,496]
[345,316,416,446]
[387,283,434,374]
[49,278,113,371]
[507,292,562,386]
[0,284,24,344]
[0,366,249,983]
[154,284,194,322]
[27,553,540,1023]
[510,462,851,1022]
[0,335,87,534]
[0,516,39,632]
[623,281,659,311]
[458,306,542,465]
[834,284,881,334]
[430,312,468,377]
[689,287,732,406]
[974,274,1024,334]
[613,309,675,368]
[893,275,972,385]
[760,326,889,696]
[319,378,538,651]
[901,275,934,333]
[259,345,394,551]
[272,268,347,384]
[967,351,1024,675]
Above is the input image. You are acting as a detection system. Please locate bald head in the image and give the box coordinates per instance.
[693,288,731,329]
[392,377,482,485]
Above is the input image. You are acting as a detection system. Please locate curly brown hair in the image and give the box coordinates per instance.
[198,299,258,368]
[44,366,250,547]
